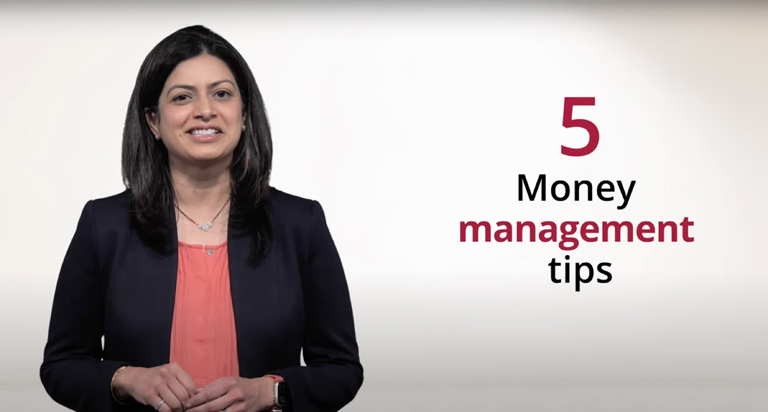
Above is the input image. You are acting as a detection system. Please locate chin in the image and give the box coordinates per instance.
[185,149,233,165]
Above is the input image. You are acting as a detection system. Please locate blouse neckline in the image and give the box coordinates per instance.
[177,240,228,249]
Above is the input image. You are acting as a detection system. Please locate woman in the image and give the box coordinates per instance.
[40,25,363,412]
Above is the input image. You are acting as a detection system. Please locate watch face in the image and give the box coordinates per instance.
[277,381,291,406]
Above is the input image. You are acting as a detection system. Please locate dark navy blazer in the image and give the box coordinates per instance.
[40,188,363,412]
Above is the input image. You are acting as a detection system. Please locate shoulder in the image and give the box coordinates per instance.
[265,186,330,235]
[86,190,131,219]
[88,190,130,210]
[267,187,316,215]
[76,190,132,237]
[65,191,131,265]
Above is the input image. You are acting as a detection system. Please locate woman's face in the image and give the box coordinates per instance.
[146,53,244,168]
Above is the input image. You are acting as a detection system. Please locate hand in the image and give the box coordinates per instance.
[185,376,274,412]
[113,363,198,412]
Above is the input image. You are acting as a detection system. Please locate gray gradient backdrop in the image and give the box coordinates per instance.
[1,2,767,411]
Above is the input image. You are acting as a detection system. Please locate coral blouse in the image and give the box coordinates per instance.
[169,241,239,388]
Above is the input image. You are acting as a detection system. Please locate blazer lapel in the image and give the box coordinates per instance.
[227,214,276,378]
[150,200,180,366]
[111,199,179,368]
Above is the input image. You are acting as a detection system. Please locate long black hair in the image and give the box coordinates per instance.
[122,25,272,263]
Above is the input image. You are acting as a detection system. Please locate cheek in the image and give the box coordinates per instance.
[161,107,191,132]
[220,106,243,127]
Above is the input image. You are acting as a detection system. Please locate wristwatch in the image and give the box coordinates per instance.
[265,375,291,410]
[275,380,291,407]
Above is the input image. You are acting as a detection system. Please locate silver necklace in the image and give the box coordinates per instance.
[175,197,230,231]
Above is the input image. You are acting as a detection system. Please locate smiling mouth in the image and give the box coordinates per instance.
[187,127,222,136]
[186,127,223,142]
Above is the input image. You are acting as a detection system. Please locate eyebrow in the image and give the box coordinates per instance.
[166,80,236,97]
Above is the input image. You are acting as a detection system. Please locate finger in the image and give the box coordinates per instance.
[146,393,173,412]
[170,363,199,395]
[186,391,238,412]
[156,384,184,412]
[185,378,231,409]
[185,383,224,409]
[167,377,194,407]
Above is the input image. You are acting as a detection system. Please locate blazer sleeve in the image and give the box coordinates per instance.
[40,200,129,412]
[270,201,364,412]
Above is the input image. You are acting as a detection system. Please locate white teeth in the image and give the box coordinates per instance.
[191,128,218,135]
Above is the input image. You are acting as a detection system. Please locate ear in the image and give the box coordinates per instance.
[144,108,160,138]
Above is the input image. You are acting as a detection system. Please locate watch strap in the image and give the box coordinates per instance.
[264,375,285,411]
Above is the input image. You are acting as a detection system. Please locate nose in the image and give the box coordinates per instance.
[194,95,216,120]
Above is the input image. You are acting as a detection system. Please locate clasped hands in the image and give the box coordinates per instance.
[113,363,275,412]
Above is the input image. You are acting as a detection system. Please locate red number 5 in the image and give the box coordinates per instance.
[562,97,599,157]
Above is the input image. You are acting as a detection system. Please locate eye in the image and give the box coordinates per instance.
[214,90,232,99]
[172,93,191,102]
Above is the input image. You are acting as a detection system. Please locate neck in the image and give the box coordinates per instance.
[170,158,232,211]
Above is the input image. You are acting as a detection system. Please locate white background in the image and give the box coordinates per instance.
[1,2,767,411]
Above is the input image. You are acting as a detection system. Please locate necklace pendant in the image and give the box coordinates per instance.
[198,222,213,231]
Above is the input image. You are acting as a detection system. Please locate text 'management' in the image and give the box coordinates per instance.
[459,174,695,292]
